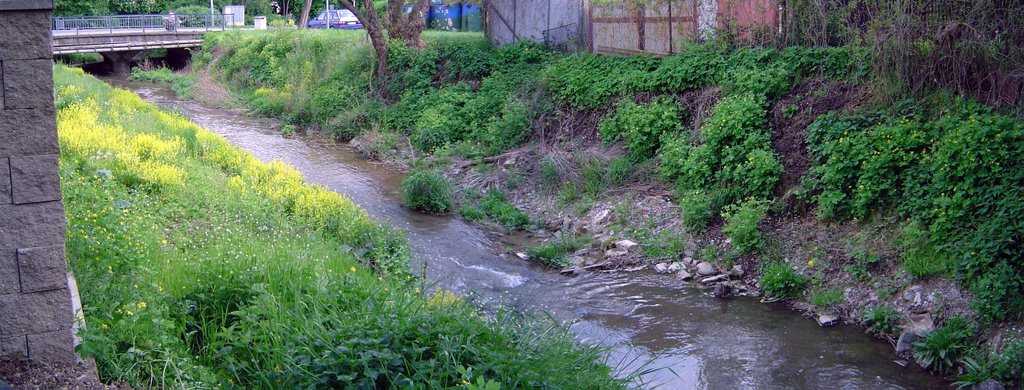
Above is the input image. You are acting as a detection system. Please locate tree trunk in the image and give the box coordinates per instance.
[387,0,430,47]
[298,0,313,29]
[338,0,390,85]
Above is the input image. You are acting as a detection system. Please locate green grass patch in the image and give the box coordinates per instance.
[400,169,454,214]
[128,67,195,99]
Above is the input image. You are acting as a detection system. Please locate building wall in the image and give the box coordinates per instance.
[0,0,78,364]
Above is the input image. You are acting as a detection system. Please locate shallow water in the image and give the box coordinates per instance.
[115,79,945,389]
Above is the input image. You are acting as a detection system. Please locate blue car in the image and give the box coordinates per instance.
[306,9,363,29]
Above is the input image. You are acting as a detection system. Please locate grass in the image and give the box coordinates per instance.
[479,189,530,230]
[809,287,844,308]
[56,65,623,389]
[759,262,810,300]
[400,169,454,214]
[526,234,593,269]
[128,67,195,99]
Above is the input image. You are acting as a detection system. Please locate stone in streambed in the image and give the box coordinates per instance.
[976,380,1006,390]
[605,248,628,258]
[701,274,728,284]
[729,265,745,278]
[712,283,732,298]
[667,262,684,272]
[817,313,840,327]
[676,270,693,281]
[696,262,716,276]
[653,263,671,274]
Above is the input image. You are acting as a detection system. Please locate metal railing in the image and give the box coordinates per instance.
[52,14,232,34]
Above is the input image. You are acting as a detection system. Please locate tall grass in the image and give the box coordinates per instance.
[56,65,622,388]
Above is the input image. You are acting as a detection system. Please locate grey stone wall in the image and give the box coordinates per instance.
[0,0,78,364]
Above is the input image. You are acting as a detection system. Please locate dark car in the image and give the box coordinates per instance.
[306,9,362,29]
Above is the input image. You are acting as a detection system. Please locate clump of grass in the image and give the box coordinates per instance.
[913,316,977,374]
[759,262,809,300]
[401,170,454,214]
[809,287,844,308]
[128,67,195,99]
[480,189,530,230]
[860,306,903,341]
[526,234,592,268]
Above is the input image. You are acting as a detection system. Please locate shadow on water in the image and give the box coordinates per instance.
[110,78,947,389]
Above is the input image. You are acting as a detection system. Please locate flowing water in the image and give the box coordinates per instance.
[115,79,945,389]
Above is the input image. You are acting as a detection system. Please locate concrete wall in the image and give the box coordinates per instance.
[0,0,78,364]
[486,0,582,51]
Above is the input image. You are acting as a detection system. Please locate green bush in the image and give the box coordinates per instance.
[527,243,572,268]
[538,158,560,190]
[480,189,530,230]
[913,316,977,374]
[401,170,454,214]
[805,100,1024,322]
[598,98,684,159]
[678,190,714,234]
[459,204,486,221]
[861,306,903,341]
[759,263,810,300]
[721,198,769,255]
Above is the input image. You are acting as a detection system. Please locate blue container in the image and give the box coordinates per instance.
[461,3,482,31]
[428,3,447,30]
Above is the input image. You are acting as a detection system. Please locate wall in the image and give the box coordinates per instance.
[486,0,583,51]
[0,0,79,364]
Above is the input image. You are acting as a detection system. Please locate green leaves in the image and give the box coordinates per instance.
[599,98,684,159]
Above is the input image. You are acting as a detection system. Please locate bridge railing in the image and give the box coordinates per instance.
[53,14,232,34]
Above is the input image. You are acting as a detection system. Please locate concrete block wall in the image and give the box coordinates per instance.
[0,0,78,364]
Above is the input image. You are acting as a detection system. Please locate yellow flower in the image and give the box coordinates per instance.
[807,259,815,267]
[125,310,134,316]
[349,266,357,273]
[136,301,147,309]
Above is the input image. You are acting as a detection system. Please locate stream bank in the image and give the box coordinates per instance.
[108,74,950,388]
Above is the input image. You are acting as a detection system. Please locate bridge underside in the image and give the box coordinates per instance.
[53,30,205,74]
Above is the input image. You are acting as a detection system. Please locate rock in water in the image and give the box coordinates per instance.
[712,283,732,298]
[653,263,671,274]
[895,332,919,354]
[696,262,716,276]
[817,313,840,327]
[667,262,684,272]
[515,252,528,260]
[701,274,729,284]
[676,270,693,281]
[976,380,1006,390]
[615,239,640,253]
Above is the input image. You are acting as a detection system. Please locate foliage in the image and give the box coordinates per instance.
[912,316,977,375]
[860,306,903,341]
[805,100,1024,322]
[809,287,843,308]
[57,66,621,389]
[599,98,684,159]
[759,263,809,300]
[400,170,454,214]
[128,67,195,99]
[721,198,769,255]
[477,189,530,231]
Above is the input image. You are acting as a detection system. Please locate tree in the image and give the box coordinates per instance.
[299,0,313,28]
[334,0,428,83]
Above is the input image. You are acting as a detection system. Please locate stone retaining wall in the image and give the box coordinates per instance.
[0,0,78,364]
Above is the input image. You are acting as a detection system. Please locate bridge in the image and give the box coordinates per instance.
[52,14,231,73]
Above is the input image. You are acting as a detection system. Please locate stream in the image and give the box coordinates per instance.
[114,79,945,389]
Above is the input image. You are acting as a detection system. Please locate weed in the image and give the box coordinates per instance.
[459,205,486,221]
[558,181,579,205]
[401,170,454,214]
[599,98,684,159]
[759,263,810,300]
[538,158,560,190]
[678,190,714,234]
[721,198,769,255]
[810,287,844,308]
[861,306,903,341]
[913,316,977,374]
[480,189,530,230]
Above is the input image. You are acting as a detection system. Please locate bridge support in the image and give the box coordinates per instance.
[100,50,140,75]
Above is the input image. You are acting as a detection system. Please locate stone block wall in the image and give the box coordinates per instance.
[0,0,78,364]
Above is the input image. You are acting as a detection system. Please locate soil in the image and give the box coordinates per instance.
[0,359,129,390]
[190,70,238,108]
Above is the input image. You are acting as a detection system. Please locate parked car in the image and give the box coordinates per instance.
[306,9,362,29]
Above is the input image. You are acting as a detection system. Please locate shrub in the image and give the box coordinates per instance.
[720,65,794,100]
[598,98,684,159]
[759,263,809,300]
[721,198,769,255]
[401,170,454,214]
[459,204,486,221]
[861,306,903,341]
[678,190,714,234]
[913,316,977,374]
[537,158,560,190]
